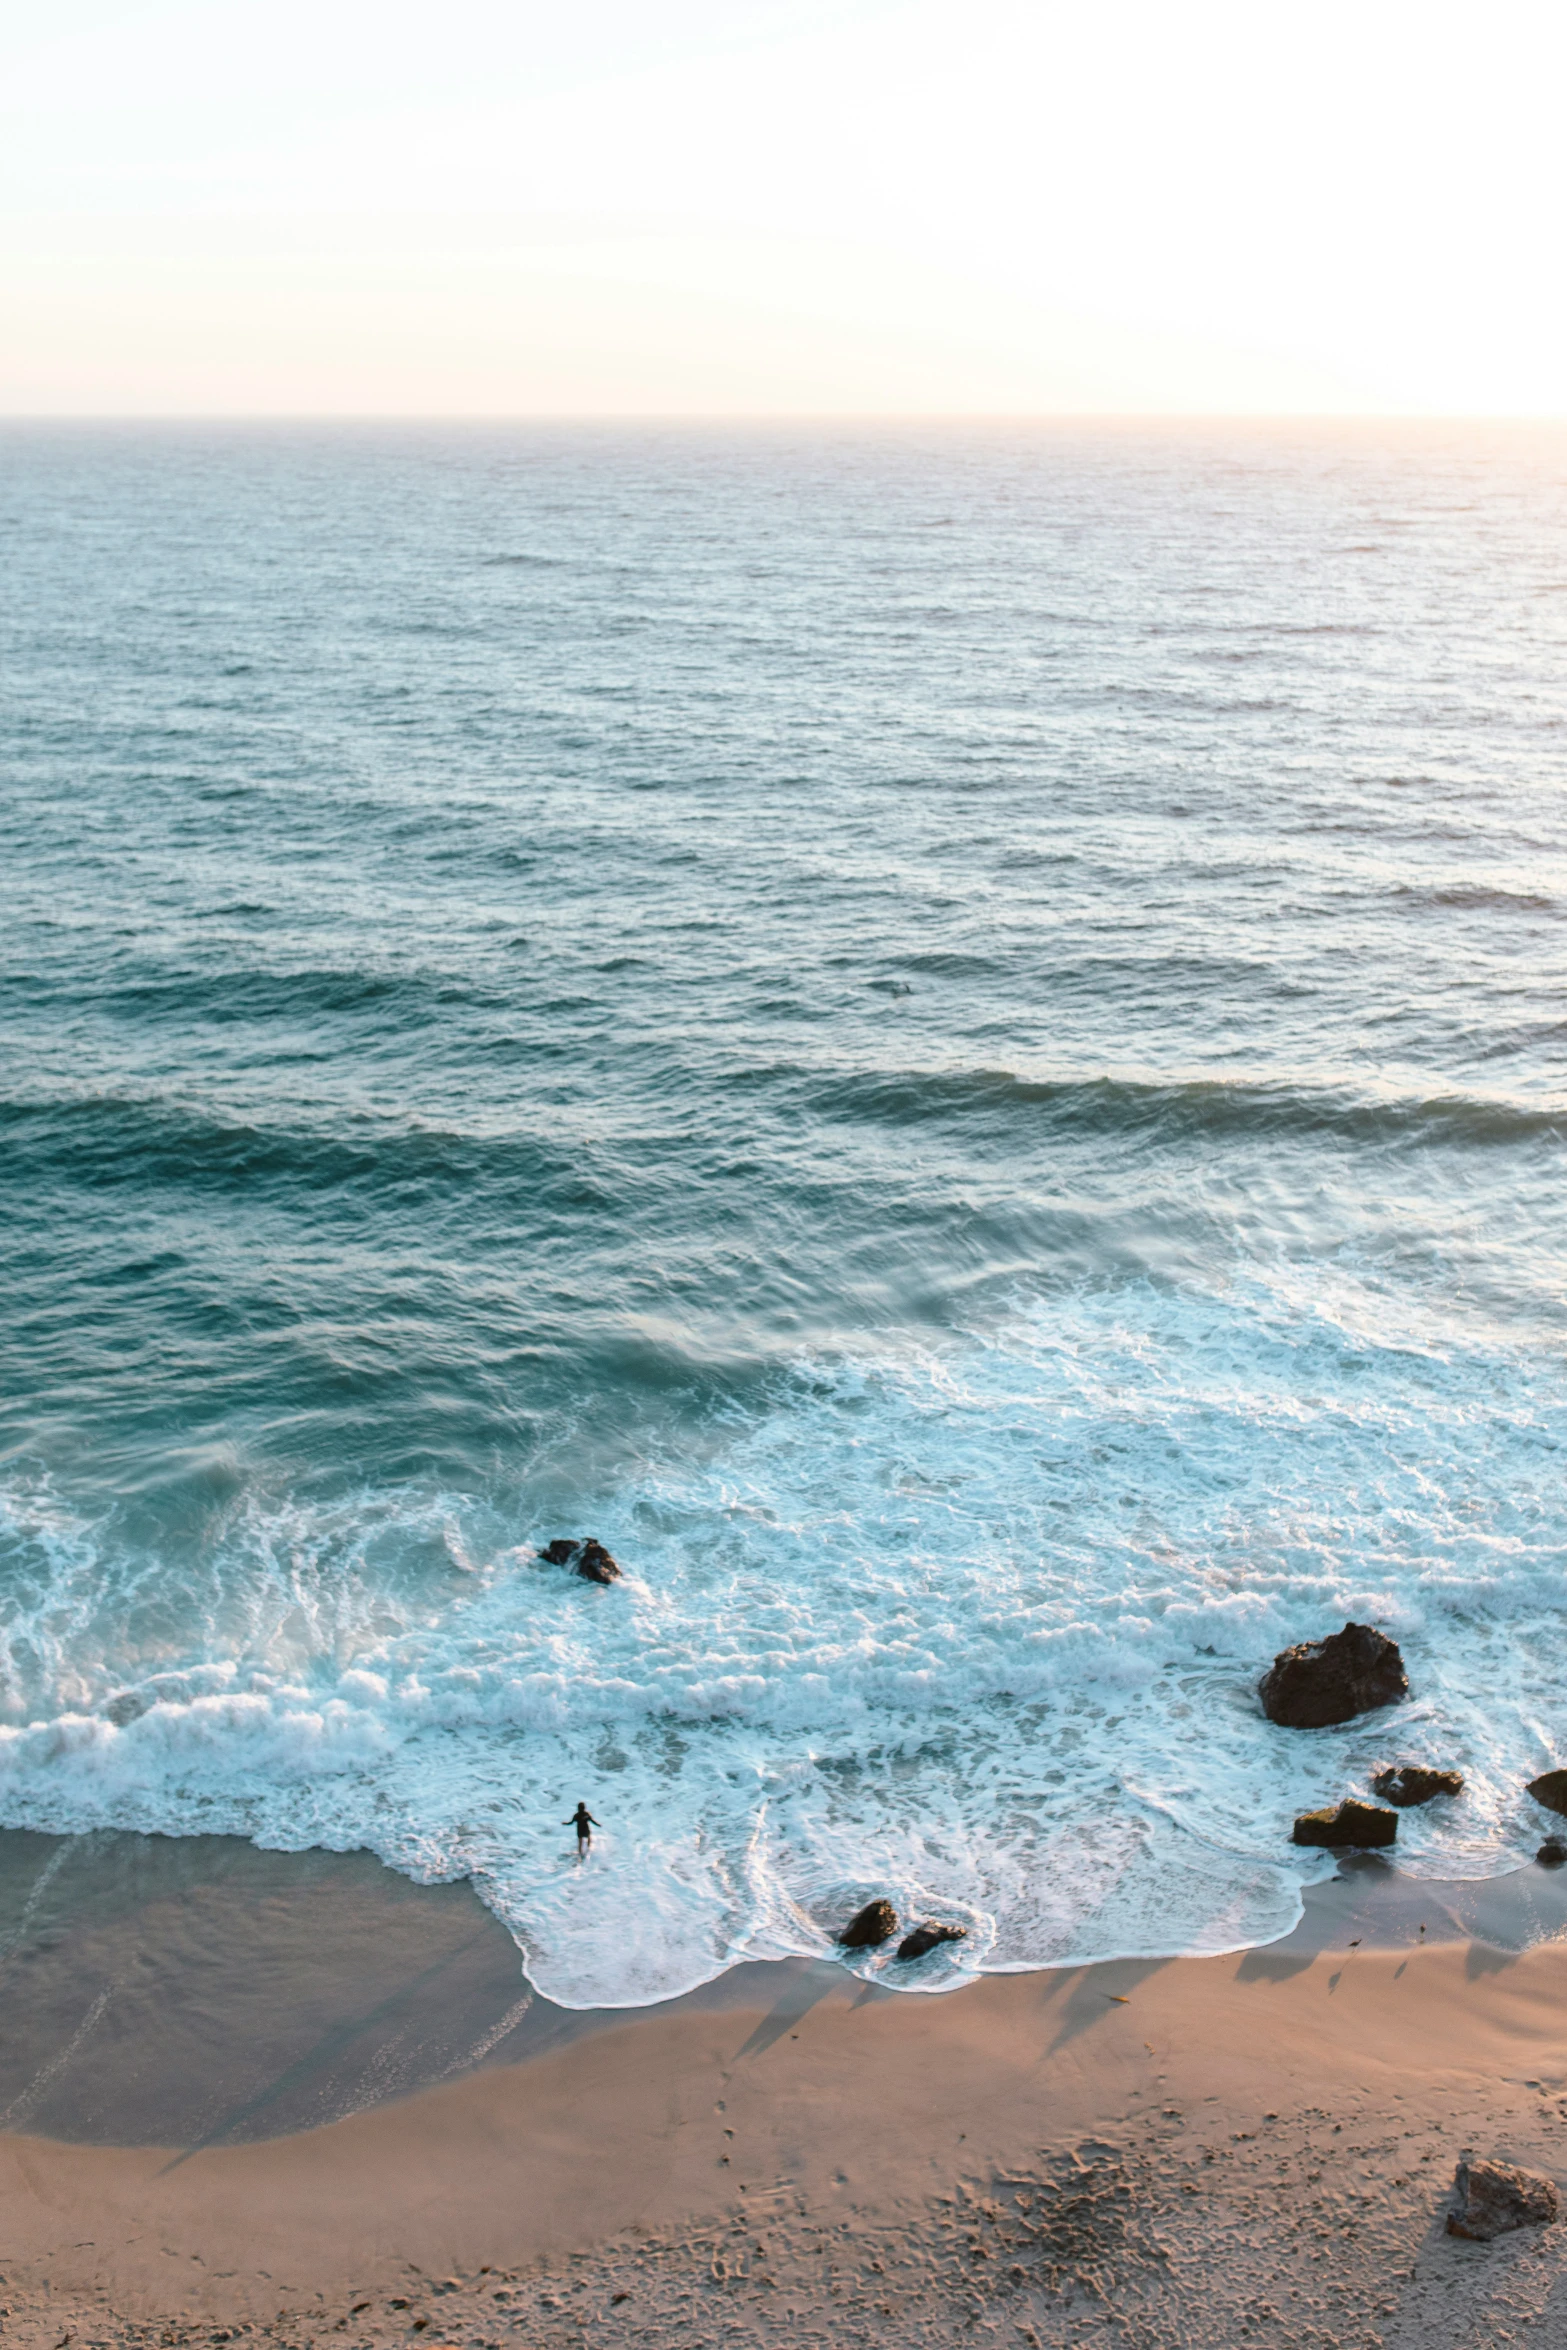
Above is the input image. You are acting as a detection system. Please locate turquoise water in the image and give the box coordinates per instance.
[3,421,1566,2004]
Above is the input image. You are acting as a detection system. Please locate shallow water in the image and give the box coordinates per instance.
[3,420,1566,2005]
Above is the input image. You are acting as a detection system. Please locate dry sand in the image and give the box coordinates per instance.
[5,1833,1567,2348]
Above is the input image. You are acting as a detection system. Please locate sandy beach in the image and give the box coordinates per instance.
[5,1833,1567,2349]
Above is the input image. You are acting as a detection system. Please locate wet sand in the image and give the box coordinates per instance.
[5,1830,1567,2348]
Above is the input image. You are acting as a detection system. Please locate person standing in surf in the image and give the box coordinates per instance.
[566,1800,599,1859]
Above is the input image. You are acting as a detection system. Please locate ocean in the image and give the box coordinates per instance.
[2,419,1565,2008]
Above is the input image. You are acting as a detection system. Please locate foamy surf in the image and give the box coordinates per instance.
[2,1264,1562,2008]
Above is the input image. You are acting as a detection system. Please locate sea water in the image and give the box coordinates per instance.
[2,421,1565,2006]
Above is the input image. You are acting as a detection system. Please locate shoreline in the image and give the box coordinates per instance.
[7,1825,1567,2148]
[5,1832,1567,2345]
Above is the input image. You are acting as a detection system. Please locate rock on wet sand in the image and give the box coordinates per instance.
[837,1898,899,1948]
[896,1922,967,1961]
[1292,1798,1397,1849]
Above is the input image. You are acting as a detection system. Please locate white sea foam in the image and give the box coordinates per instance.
[1,1263,1563,2007]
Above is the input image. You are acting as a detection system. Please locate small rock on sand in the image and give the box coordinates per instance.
[1447,2154,1559,2240]
[1538,1837,1567,1868]
[1291,1799,1397,1849]
[837,1899,899,1949]
[1371,1764,1462,1807]
[1260,1622,1408,1728]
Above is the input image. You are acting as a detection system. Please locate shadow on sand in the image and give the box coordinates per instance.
[734,1963,844,2058]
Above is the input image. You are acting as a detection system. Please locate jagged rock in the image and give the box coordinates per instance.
[1528,1770,1567,1818]
[1291,1799,1397,1849]
[1371,1764,1463,1808]
[1538,1838,1567,1869]
[896,1922,968,1961]
[1260,1623,1408,1729]
[539,1537,621,1584]
[1447,2154,1559,2240]
[837,1899,899,1949]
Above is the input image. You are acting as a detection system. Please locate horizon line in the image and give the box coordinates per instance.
[3,409,1566,427]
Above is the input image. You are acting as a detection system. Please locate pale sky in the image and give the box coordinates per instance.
[2,0,1563,414]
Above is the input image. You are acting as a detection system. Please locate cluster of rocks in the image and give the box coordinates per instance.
[836,1899,967,1963]
[1258,1623,1429,1849]
[1288,1763,1469,1851]
[538,1536,621,1584]
[1265,1620,1567,1864]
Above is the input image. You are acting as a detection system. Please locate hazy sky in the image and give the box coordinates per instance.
[2,0,1563,414]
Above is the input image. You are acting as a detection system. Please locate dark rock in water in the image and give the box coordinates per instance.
[538,1537,622,1584]
[1260,1622,1408,1729]
[1528,1769,1567,1818]
[1538,1837,1567,1869]
[1371,1764,1463,1808]
[1447,2154,1559,2241]
[575,1539,620,1584]
[896,1922,968,1962]
[1291,1798,1397,1849]
[838,1899,899,1949]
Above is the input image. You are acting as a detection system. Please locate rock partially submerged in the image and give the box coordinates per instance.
[1260,1622,1407,1729]
[1291,1798,1397,1850]
[837,1899,899,1949]
[1447,2154,1559,2241]
[1528,1769,1567,1818]
[1539,1838,1567,1870]
[897,1922,968,1962]
[539,1537,621,1585]
[1371,1764,1463,1808]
